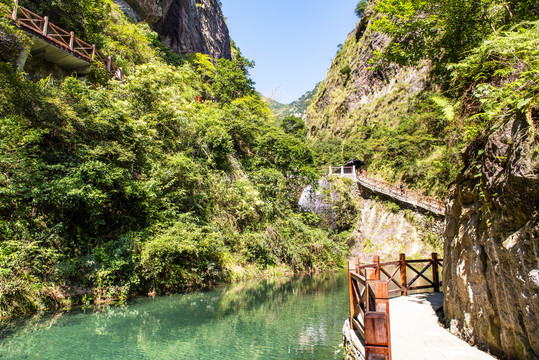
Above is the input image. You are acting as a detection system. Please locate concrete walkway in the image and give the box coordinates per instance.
[390,293,496,360]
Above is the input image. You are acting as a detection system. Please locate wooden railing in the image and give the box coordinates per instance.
[326,165,445,216]
[348,253,443,360]
[328,165,357,178]
[7,0,123,80]
[356,171,445,216]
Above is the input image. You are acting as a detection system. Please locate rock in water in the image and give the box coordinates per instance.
[443,112,539,360]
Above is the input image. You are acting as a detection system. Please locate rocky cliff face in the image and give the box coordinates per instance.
[305,6,430,138]
[350,194,443,262]
[128,0,231,59]
[443,112,539,359]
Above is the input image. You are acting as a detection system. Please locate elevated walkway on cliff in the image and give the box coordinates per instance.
[6,1,123,80]
[327,166,446,216]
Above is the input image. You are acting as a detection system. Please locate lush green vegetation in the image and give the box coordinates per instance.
[354,0,368,18]
[307,0,538,197]
[370,0,538,66]
[0,0,348,318]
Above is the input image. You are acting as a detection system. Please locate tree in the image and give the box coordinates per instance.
[280,116,306,138]
[355,0,368,18]
[370,0,539,66]
[212,56,255,103]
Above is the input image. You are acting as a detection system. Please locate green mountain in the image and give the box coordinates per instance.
[263,84,319,120]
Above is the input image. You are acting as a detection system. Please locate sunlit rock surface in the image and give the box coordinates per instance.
[127,0,231,59]
[444,112,539,359]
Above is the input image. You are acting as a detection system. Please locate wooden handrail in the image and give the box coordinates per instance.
[348,253,443,360]
[357,171,445,215]
[327,165,446,215]
[6,0,123,80]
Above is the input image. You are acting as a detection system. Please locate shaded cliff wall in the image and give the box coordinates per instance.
[443,112,539,359]
[128,0,231,59]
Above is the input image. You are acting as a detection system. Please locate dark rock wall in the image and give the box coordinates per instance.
[443,112,539,359]
[129,0,231,59]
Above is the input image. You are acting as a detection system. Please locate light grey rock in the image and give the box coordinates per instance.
[443,112,539,360]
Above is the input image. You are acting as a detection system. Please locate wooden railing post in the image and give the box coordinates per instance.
[91,44,96,59]
[42,16,49,36]
[400,253,407,296]
[365,281,391,360]
[373,281,391,360]
[11,0,18,20]
[69,31,74,50]
[107,56,112,72]
[329,166,332,175]
[373,255,380,280]
[348,259,356,331]
[432,253,440,292]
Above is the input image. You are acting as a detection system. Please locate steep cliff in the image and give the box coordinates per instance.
[304,4,458,196]
[441,20,539,360]
[306,9,429,138]
[443,111,539,359]
[128,0,231,59]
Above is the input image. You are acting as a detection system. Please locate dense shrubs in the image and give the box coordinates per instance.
[0,2,348,318]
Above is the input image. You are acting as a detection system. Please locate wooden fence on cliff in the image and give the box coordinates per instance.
[327,166,446,216]
[7,0,124,80]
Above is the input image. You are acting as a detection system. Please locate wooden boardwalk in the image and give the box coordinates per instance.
[327,166,445,216]
[344,254,495,360]
[390,293,496,360]
[7,0,123,80]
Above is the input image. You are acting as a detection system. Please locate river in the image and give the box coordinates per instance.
[0,271,348,359]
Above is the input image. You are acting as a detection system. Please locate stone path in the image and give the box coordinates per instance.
[390,293,497,360]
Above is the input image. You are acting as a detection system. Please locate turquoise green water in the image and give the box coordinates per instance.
[0,272,348,359]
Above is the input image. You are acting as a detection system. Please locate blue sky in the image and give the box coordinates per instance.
[220,0,360,104]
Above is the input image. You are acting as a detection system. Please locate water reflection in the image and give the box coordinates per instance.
[0,272,348,360]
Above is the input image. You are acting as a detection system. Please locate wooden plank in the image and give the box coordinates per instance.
[350,271,366,282]
[406,262,434,287]
[373,281,389,300]
[407,259,431,264]
[400,253,407,296]
[366,345,389,360]
[365,312,388,346]
[380,266,401,288]
[353,318,365,340]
